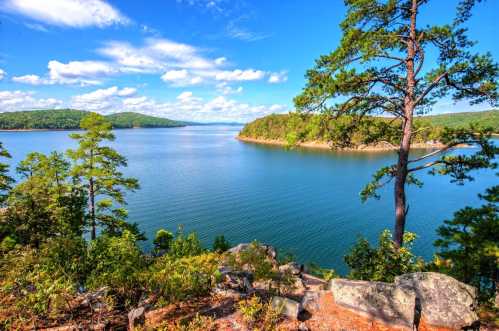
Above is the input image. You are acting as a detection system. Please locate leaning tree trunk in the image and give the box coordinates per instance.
[394,0,418,248]
[89,176,96,240]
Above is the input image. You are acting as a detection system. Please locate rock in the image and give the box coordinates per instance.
[395,272,479,330]
[213,287,244,300]
[330,278,416,330]
[301,290,322,314]
[128,306,146,330]
[271,296,302,320]
[223,271,254,293]
[228,243,277,260]
[279,262,302,275]
[145,305,176,328]
[298,322,309,331]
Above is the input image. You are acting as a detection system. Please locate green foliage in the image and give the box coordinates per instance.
[238,295,264,323]
[159,314,217,331]
[237,296,282,330]
[306,262,338,281]
[228,241,277,281]
[433,185,498,301]
[239,111,499,148]
[86,231,146,306]
[154,229,174,254]
[0,109,184,130]
[0,236,85,322]
[345,230,424,282]
[68,113,140,240]
[4,151,86,247]
[146,252,219,303]
[168,227,204,259]
[0,142,14,205]
[212,235,231,253]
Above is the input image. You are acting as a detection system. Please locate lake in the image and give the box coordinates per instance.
[2,126,496,274]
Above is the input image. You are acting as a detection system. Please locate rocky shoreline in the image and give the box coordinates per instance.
[236,135,448,152]
[38,243,488,331]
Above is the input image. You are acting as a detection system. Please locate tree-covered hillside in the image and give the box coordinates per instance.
[239,110,499,147]
[0,109,184,130]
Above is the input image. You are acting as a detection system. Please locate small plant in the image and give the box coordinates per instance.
[344,229,424,282]
[159,314,217,331]
[238,295,264,323]
[212,235,231,253]
[306,262,338,281]
[153,229,174,255]
[168,226,204,258]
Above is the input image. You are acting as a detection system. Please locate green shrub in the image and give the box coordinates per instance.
[344,230,424,282]
[306,262,338,281]
[154,229,174,254]
[212,235,231,253]
[0,237,85,324]
[147,252,220,303]
[228,241,277,281]
[168,227,204,259]
[86,231,147,306]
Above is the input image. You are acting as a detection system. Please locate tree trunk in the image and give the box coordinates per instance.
[89,176,96,240]
[394,0,418,247]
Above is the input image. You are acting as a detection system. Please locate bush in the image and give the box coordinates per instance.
[344,230,424,282]
[153,229,174,255]
[147,252,220,303]
[212,235,231,253]
[228,241,277,281]
[0,237,85,326]
[86,231,147,307]
[306,262,338,281]
[168,227,204,259]
[238,296,282,330]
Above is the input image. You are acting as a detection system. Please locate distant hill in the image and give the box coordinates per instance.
[239,110,499,147]
[0,109,185,130]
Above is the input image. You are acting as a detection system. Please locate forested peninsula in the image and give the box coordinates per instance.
[238,110,499,151]
[0,109,185,130]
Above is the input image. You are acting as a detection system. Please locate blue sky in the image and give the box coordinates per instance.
[0,0,498,122]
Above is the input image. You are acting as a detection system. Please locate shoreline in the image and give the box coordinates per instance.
[0,126,186,132]
[236,135,450,152]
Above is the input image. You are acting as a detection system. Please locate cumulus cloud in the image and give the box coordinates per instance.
[268,71,288,84]
[214,69,265,81]
[12,74,46,85]
[216,82,243,95]
[71,86,138,112]
[0,69,5,80]
[1,0,129,28]
[0,90,62,111]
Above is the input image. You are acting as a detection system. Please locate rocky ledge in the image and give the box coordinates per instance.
[42,243,485,331]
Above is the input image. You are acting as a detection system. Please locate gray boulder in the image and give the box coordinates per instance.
[395,272,479,329]
[279,262,302,275]
[330,278,416,329]
[128,306,146,330]
[271,296,302,319]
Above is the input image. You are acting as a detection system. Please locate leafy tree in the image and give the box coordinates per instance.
[344,229,424,282]
[68,113,139,240]
[294,0,498,246]
[5,152,86,246]
[153,229,174,255]
[212,235,231,253]
[168,226,204,259]
[0,142,14,205]
[434,185,498,300]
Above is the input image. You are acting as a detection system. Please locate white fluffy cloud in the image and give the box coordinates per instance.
[214,69,265,82]
[0,69,5,80]
[2,0,129,28]
[0,90,62,111]
[71,86,137,112]
[268,71,288,84]
[12,74,45,85]
[216,82,243,95]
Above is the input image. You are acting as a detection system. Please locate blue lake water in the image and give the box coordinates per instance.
[2,126,496,274]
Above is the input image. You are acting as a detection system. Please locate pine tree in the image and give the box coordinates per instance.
[295,0,498,246]
[68,113,139,240]
[0,142,14,205]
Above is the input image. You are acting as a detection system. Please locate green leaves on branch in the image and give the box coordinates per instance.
[345,229,424,282]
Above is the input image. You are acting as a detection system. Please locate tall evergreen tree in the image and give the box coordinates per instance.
[5,152,86,246]
[295,0,498,246]
[68,113,139,240]
[0,142,14,205]
[434,185,498,300]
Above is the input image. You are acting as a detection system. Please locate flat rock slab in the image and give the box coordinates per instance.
[271,296,302,320]
[395,272,479,329]
[330,279,416,330]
